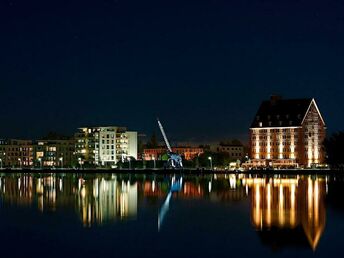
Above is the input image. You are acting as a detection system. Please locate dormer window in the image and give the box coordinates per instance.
[289,121,293,125]
[267,115,271,120]
[256,116,260,120]
[279,121,282,126]
[259,122,263,127]
[276,115,280,119]
[286,114,289,119]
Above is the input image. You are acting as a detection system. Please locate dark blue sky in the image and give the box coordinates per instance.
[0,0,343,143]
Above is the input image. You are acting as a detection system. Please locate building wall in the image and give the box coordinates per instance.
[144,147,204,161]
[126,131,138,160]
[211,144,245,161]
[299,102,326,167]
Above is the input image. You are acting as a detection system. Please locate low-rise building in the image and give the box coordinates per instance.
[210,141,245,161]
[0,139,33,168]
[143,147,204,161]
[75,126,137,167]
[34,139,76,168]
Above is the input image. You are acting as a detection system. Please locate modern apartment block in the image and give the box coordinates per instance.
[0,139,33,167]
[249,96,326,168]
[75,126,137,167]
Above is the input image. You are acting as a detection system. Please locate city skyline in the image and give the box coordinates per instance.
[0,0,343,141]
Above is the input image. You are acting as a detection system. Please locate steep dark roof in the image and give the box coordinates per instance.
[250,97,312,128]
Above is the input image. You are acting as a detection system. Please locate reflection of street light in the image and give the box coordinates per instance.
[59,157,63,169]
[38,158,42,169]
[208,156,213,170]
[78,157,82,169]
[152,156,156,169]
[128,157,131,170]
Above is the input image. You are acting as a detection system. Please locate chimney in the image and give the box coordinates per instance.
[270,95,282,105]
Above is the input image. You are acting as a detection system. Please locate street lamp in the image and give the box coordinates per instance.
[208,156,213,170]
[59,157,63,169]
[152,156,156,169]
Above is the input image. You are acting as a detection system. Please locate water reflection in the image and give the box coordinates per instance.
[0,172,333,251]
[243,176,326,250]
[0,174,138,227]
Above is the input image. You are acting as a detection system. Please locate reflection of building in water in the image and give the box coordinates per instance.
[143,180,204,199]
[209,175,247,202]
[0,175,138,227]
[0,175,34,206]
[0,174,68,212]
[181,182,204,199]
[244,176,326,250]
[78,178,137,227]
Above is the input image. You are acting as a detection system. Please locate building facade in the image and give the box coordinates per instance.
[143,147,204,161]
[249,96,326,168]
[210,142,245,161]
[0,139,33,168]
[34,139,76,168]
[75,126,137,167]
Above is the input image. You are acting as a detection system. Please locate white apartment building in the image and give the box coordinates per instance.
[75,126,137,167]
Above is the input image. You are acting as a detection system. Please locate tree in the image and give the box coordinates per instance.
[146,132,158,148]
[323,131,344,169]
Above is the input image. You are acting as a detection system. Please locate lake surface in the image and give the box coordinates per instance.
[0,172,343,258]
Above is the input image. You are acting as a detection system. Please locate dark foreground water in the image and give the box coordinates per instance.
[0,172,344,258]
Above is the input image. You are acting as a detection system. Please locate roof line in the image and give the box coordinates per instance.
[301,98,326,125]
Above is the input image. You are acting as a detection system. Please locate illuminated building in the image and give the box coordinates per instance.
[143,147,203,161]
[0,139,33,167]
[249,96,326,168]
[75,126,137,166]
[34,139,76,167]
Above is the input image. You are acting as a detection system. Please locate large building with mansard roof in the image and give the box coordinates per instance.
[249,96,326,168]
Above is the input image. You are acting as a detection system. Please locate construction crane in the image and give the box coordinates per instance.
[157,118,183,169]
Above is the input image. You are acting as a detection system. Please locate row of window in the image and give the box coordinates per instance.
[255,148,297,153]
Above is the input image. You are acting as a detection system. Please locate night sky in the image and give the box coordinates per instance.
[0,0,343,143]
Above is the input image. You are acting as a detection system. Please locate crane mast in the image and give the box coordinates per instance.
[157,118,183,169]
[157,118,172,152]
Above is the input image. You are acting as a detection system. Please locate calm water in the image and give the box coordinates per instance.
[0,172,344,258]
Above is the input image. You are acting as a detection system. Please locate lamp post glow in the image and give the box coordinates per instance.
[0,158,2,169]
[208,156,213,170]
[18,158,21,169]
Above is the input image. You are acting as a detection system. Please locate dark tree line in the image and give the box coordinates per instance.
[324,131,344,169]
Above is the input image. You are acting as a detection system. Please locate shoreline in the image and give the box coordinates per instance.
[0,168,343,175]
